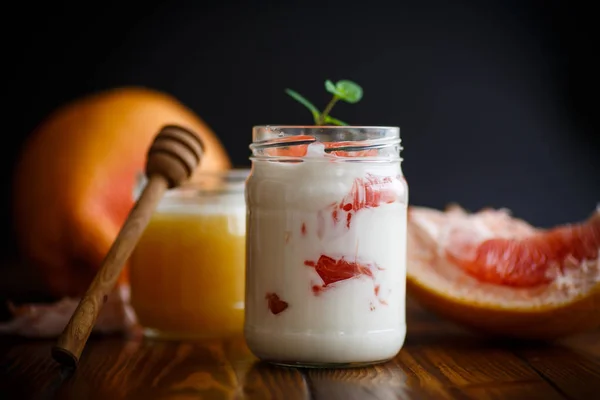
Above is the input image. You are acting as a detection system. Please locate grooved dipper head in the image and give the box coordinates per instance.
[145,124,204,188]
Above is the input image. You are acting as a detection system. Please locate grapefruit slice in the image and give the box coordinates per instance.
[407,204,600,340]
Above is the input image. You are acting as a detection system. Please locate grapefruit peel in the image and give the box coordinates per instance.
[406,204,600,340]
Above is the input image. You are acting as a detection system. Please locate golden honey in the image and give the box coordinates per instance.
[129,169,248,339]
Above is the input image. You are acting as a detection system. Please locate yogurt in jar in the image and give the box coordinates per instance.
[245,127,407,367]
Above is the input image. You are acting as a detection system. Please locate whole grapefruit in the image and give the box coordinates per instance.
[12,87,231,298]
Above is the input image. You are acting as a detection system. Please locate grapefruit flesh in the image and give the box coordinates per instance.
[407,205,600,340]
[447,211,600,287]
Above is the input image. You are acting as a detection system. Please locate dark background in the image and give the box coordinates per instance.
[3,0,598,250]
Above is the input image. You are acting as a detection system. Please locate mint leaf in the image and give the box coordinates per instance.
[334,80,363,103]
[285,80,363,125]
[325,80,337,95]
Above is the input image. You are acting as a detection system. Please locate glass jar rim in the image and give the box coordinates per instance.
[252,125,400,129]
[250,125,402,162]
[133,168,250,200]
[252,125,400,141]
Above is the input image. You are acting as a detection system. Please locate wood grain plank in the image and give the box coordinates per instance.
[115,338,240,399]
[1,322,597,400]
[405,341,540,387]
[0,338,64,400]
[395,349,457,399]
[238,363,310,400]
[516,346,600,400]
[307,357,435,400]
[396,337,570,400]
[560,330,600,359]
[2,336,246,400]
[222,338,310,400]
[459,381,566,400]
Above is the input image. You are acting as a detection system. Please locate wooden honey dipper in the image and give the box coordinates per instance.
[51,124,204,368]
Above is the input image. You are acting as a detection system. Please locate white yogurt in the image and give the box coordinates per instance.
[245,142,408,366]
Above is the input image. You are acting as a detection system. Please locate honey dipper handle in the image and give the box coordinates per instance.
[51,125,204,368]
[51,176,169,367]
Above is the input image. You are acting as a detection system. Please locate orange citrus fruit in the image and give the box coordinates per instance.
[12,87,231,298]
[406,204,600,340]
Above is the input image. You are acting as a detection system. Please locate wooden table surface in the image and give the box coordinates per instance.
[0,297,598,400]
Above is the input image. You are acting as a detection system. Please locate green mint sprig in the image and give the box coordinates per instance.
[285,79,363,126]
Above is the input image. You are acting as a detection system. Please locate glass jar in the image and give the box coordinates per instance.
[244,126,408,367]
[129,169,249,339]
